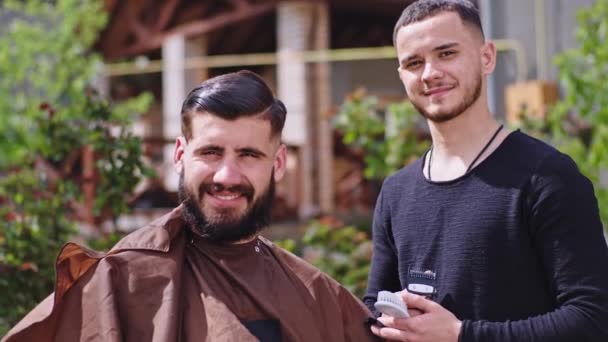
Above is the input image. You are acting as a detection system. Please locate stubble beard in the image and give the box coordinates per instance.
[412,73,482,123]
[178,170,275,244]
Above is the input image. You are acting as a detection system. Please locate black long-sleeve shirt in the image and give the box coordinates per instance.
[364,131,608,341]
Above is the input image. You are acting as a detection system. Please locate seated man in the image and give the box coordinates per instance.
[4,71,379,342]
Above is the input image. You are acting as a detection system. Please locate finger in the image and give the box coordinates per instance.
[378,315,409,330]
[371,325,407,340]
[401,291,440,312]
[377,315,391,326]
[370,325,382,336]
[375,327,411,341]
[408,308,423,317]
[394,289,409,296]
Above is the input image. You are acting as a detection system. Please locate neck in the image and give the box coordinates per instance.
[428,101,499,159]
[424,99,507,182]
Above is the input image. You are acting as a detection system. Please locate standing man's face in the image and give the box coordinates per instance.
[174,113,286,243]
[395,12,495,122]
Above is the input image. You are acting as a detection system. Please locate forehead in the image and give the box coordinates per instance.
[395,12,476,55]
[189,113,274,148]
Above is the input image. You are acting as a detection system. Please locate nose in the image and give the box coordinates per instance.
[212,159,242,186]
[421,61,444,82]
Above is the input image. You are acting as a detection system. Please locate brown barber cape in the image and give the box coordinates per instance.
[3,206,379,342]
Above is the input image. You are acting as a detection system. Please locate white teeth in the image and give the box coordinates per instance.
[214,194,240,200]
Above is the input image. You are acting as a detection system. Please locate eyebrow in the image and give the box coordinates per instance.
[192,145,268,158]
[434,42,459,51]
[400,42,460,65]
[236,147,267,158]
[192,144,223,155]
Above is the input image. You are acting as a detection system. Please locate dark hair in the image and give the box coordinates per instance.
[180,70,287,140]
[393,0,483,45]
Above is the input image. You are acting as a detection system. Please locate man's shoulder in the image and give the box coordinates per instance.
[53,208,186,306]
[55,207,186,286]
[507,131,581,176]
[111,206,185,253]
[505,131,584,173]
[507,130,560,158]
[1,209,188,342]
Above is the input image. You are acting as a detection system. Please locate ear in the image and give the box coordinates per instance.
[273,143,288,182]
[174,136,187,174]
[480,41,497,75]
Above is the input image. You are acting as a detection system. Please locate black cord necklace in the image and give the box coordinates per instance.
[427,124,504,181]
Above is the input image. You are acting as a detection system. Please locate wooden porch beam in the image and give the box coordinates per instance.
[131,17,152,42]
[155,0,180,32]
[121,1,277,57]
[99,1,149,58]
[227,0,250,11]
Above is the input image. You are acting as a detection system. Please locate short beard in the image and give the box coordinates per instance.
[178,171,275,244]
[413,73,482,123]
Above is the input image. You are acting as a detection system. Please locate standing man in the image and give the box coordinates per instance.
[364,1,608,341]
[4,71,379,342]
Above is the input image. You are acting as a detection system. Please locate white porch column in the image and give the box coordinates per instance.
[277,2,333,218]
[313,4,334,214]
[162,34,208,192]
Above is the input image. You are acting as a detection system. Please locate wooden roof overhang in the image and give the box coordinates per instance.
[97,0,415,61]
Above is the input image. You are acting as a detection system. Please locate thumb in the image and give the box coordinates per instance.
[401,291,439,313]
[394,289,409,297]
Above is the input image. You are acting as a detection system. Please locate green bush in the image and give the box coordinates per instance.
[0,0,152,334]
[333,89,429,180]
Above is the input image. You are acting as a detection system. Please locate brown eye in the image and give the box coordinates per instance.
[406,60,422,70]
[195,147,222,159]
[241,151,259,158]
[200,150,219,157]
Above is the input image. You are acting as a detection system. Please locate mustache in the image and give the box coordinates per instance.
[199,182,254,200]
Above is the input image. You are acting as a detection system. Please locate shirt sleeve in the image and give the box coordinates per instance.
[460,152,608,341]
[363,183,402,316]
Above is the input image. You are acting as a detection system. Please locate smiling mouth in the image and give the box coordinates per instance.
[199,182,254,206]
[424,86,454,96]
[204,191,246,210]
[211,193,242,201]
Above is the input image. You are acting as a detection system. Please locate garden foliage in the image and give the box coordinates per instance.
[0,0,152,334]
